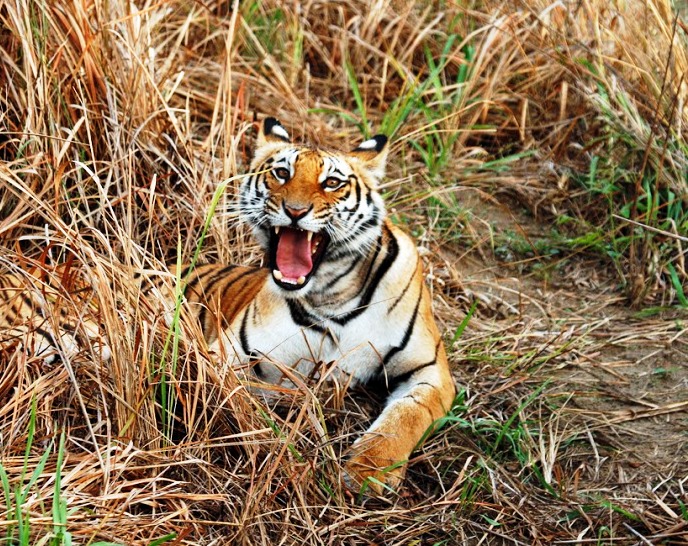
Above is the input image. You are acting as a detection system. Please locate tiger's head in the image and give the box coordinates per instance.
[240,118,388,292]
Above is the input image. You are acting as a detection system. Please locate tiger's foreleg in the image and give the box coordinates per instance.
[344,345,455,494]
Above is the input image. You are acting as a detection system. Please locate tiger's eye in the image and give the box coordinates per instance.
[323,177,344,189]
[273,168,290,180]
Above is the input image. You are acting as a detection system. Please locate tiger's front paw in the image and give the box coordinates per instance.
[343,444,407,496]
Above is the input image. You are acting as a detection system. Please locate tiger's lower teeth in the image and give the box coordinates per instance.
[273,272,307,285]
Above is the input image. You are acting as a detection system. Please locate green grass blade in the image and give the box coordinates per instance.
[0,461,14,544]
[345,59,369,137]
[52,432,70,546]
[156,174,241,440]
[492,382,548,453]
[667,262,688,306]
[148,532,177,546]
[451,300,478,344]
[20,395,38,486]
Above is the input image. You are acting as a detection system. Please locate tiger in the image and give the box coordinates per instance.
[0,118,457,492]
[173,118,456,492]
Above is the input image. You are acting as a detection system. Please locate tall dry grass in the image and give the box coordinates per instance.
[0,0,686,544]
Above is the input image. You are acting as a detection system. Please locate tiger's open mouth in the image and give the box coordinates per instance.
[269,226,329,290]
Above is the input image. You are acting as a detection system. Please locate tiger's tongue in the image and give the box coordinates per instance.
[276,228,313,279]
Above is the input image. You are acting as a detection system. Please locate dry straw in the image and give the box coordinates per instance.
[0,0,686,544]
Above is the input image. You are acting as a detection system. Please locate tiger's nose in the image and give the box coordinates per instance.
[284,204,311,220]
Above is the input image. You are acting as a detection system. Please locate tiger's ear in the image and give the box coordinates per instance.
[257,117,291,147]
[350,134,388,179]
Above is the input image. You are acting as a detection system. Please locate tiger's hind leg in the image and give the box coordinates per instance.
[3,320,111,364]
[0,273,111,363]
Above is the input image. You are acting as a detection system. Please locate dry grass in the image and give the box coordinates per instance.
[1,0,687,544]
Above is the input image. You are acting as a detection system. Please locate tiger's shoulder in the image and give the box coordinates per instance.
[163,264,270,343]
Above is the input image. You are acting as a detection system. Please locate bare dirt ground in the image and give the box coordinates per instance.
[424,192,688,543]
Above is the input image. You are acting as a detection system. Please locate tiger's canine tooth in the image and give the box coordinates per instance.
[274,226,281,235]
[307,231,313,242]
[273,269,283,280]
[296,276,306,285]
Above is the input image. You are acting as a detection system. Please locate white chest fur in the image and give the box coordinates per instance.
[219,293,398,385]
[209,226,435,388]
